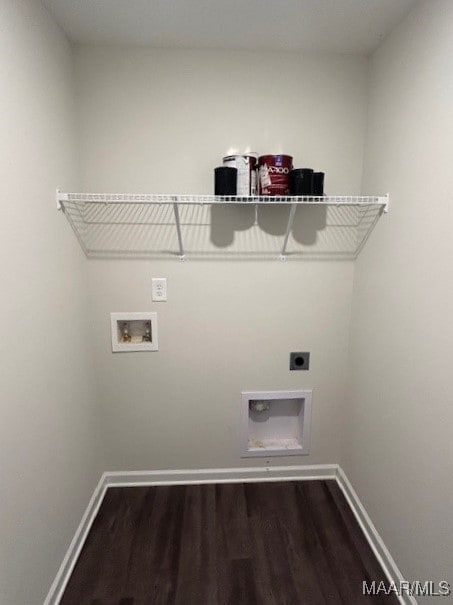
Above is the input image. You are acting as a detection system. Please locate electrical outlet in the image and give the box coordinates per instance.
[290,352,310,371]
[152,278,167,302]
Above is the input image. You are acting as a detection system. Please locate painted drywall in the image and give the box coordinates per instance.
[0,1,99,603]
[42,0,416,54]
[74,47,367,470]
[344,0,453,598]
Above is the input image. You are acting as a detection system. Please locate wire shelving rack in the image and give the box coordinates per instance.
[57,192,389,260]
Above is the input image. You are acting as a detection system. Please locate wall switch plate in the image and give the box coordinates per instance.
[290,352,310,371]
[152,278,167,302]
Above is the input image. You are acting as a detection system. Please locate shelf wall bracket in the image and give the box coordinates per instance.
[280,203,298,261]
[56,188,64,211]
[173,199,186,260]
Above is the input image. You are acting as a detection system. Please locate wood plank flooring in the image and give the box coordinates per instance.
[61,481,399,605]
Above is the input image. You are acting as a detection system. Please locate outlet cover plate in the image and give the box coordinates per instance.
[152,278,167,302]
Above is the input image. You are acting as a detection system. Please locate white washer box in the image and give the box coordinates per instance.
[110,312,158,352]
[241,389,312,457]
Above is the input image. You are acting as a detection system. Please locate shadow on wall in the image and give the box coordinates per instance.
[210,205,328,247]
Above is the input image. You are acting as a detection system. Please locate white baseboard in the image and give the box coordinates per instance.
[44,474,108,605]
[336,467,416,605]
[105,463,338,487]
[45,463,414,604]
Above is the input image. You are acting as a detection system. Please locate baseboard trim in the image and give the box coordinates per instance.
[105,463,338,487]
[336,467,416,605]
[46,464,414,604]
[44,474,108,605]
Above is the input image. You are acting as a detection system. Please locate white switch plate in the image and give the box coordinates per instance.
[152,277,167,301]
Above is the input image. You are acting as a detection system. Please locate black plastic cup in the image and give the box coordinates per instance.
[214,166,237,196]
[313,172,325,195]
[289,168,314,195]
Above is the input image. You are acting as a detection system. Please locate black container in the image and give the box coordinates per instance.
[313,172,325,195]
[289,168,314,195]
[214,166,237,196]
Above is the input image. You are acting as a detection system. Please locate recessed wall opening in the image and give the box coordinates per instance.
[110,312,158,352]
[241,390,312,457]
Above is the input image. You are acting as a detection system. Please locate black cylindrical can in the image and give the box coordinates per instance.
[313,172,325,195]
[214,166,237,196]
[289,168,314,195]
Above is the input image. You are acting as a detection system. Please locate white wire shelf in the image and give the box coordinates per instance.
[57,192,389,260]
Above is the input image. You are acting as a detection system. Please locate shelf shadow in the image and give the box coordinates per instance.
[210,204,256,247]
[210,203,327,248]
[292,205,327,246]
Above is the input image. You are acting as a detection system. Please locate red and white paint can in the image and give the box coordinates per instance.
[223,153,258,196]
[258,154,293,196]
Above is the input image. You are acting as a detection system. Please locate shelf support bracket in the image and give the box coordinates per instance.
[280,203,297,261]
[383,193,390,213]
[173,199,186,260]
[56,188,64,211]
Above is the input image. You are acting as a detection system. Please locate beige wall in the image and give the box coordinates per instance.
[344,0,453,597]
[0,1,99,603]
[75,47,367,195]
[74,47,368,470]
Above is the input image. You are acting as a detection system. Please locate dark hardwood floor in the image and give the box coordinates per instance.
[61,480,399,604]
